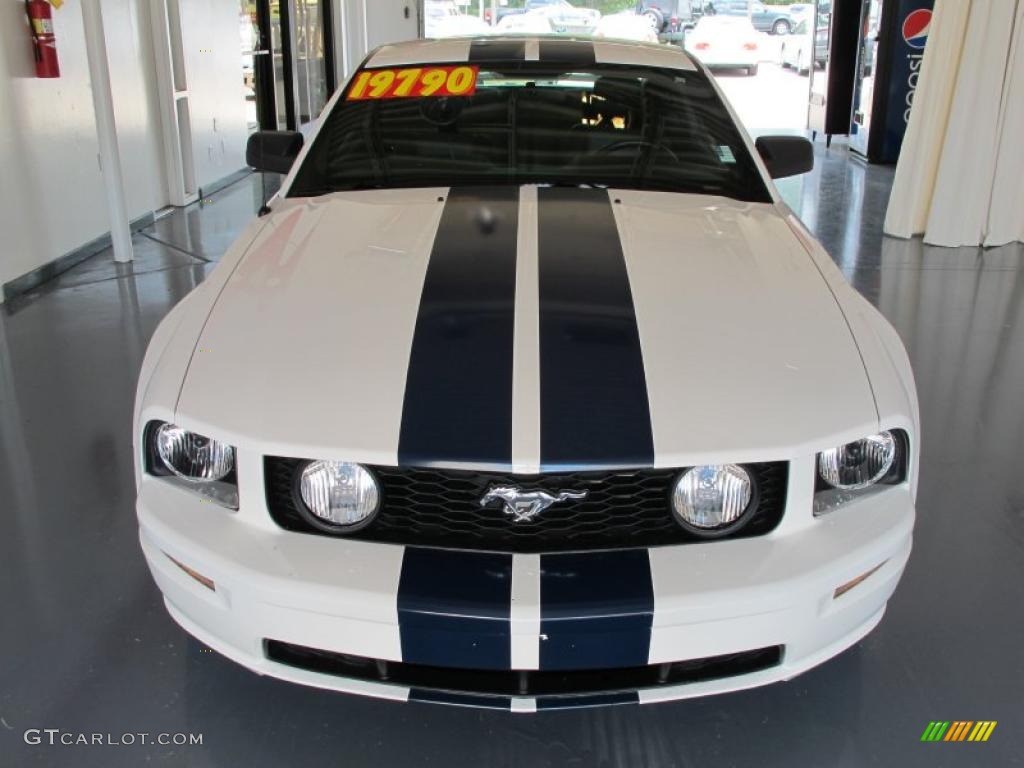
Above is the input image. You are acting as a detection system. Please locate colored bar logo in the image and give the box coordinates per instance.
[921,721,997,742]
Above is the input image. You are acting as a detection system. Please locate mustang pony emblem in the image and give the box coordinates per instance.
[480,486,588,523]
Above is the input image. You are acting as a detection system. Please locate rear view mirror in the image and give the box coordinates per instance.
[754,135,814,179]
[246,130,304,174]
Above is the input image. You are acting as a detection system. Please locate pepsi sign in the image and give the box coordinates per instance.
[902,8,931,50]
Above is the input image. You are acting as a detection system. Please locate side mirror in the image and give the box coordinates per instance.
[246,130,304,174]
[755,135,814,179]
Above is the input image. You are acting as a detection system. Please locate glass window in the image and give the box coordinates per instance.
[289,64,771,203]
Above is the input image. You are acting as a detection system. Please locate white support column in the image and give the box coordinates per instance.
[81,0,133,263]
[332,0,349,82]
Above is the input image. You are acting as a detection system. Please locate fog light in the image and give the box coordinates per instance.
[165,553,215,591]
[297,460,380,532]
[833,561,887,599]
[671,464,753,535]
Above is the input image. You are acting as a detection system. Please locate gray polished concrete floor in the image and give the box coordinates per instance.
[2,149,1022,767]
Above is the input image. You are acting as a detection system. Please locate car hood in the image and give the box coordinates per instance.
[175,186,878,469]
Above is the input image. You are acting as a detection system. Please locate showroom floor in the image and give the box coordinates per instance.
[2,145,1022,767]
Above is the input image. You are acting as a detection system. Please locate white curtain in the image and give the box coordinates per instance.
[884,0,1024,247]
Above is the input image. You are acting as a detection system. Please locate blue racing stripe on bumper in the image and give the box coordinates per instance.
[409,688,512,710]
[539,550,654,670]
[536,691,639,710]
[398,547,514,670]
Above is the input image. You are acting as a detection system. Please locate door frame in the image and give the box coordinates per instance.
[254,0,336,131]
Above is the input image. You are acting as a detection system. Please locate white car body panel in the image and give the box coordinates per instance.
[171,190,878,471]
[173,189,446,466]
[135,36,919,710]
[367,36,697,72]
[138,474,912,708]
[611,190,879,466]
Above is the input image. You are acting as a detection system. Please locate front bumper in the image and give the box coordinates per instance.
[689,53,759,70]
[138,479,913,711]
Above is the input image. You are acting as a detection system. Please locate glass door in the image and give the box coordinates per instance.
[240,1,261,134]
[250,0,335,131]
[293,0,334,128]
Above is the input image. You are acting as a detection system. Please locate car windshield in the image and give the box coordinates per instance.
[288,63,770,203]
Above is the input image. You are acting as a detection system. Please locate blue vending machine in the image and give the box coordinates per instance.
[849,0,933,163]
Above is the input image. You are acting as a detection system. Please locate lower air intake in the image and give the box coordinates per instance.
[264,640,784,698]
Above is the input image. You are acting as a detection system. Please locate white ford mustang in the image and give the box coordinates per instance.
[134,37,918,711]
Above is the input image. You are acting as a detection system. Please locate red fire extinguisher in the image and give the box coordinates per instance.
[26,0,60,79]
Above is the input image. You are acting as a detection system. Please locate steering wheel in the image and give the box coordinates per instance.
[589,140,680,163]
[419,97,463,126]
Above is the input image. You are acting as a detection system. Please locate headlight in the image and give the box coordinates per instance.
[817,431,896,490]
[144,421,238,509]
[156,424,235,481]
[814,430,909,516]
[671,464,753,535]
[296,460,380,532]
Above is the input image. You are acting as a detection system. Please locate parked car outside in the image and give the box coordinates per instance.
[635,0,703,34]
[594,11,660,43]
[534,1,601,35]
[425,1,489,38]
[487,0,589,26]
[494,10,556,35]
[708,0,793,35]
[786,3,814,22]
[685,15,760,75]
[779,18,814,74]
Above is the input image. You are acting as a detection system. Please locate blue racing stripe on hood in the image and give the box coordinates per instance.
[537,187,654,468]
[398,186,519,469]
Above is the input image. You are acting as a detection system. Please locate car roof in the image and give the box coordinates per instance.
[365,36,699,71]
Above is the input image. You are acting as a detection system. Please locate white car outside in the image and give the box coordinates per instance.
[685,16,761,75]
[787,3,814,21]
[135,36,918,711]
[779,18,814,75]
[494,11,555,35]
[425,1,489,38]
[535,0,601,35]
[593,12,661,44]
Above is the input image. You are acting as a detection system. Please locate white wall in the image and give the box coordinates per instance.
[338,0,420,78]
[176,0,249,192]
[0,0,250,295]
[0,0,400,294]
[0,0,167,291]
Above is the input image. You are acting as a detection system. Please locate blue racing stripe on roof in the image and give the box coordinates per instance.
[538,39,596,66]
[469,39,527,62]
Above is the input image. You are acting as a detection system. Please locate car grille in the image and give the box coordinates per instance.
[263,459,788,552]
